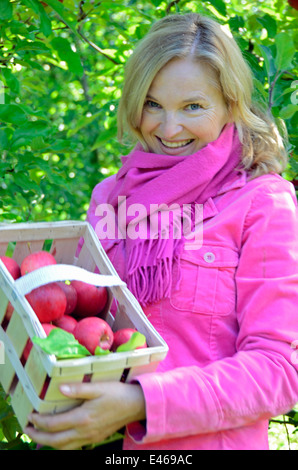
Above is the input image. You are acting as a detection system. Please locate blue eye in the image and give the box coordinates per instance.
[145,100,160,109]
[186,103,201,111]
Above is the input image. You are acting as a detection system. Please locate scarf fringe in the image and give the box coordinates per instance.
[126,236,182,306]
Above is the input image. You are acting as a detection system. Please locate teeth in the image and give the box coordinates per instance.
[160,138,193,148]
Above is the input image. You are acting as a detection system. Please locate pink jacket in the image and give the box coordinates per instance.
[87,171,298,450]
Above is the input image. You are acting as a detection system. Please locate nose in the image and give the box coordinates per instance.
[159,112,183,139]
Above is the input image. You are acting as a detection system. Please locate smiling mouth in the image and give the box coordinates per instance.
[157,137,194,149]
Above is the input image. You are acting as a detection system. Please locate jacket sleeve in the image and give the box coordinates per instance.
[127,178,298,443]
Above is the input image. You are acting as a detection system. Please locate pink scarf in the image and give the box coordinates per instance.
[91,123,242,306]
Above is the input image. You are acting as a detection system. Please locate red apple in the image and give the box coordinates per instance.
[71,280,108,318]
[112,328,147,352]
[57,281,77,315]
[26,282,67,323]
[0,256,21,280]
[74,317,114,354]
[20,250,56,276]
[22,323,57,362]
[53,314,77,334]
[288,0,298,9]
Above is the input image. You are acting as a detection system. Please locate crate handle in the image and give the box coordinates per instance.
[14,264,126,296]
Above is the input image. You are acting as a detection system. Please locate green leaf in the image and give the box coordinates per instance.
[94,346,112,356]
[20,0,52,36]
[67,112,102,137]
[2,68,20,94]
[41,0,78,37]
[15,40,51,54]
[116,332,147,353]
[10,137,32,151]
[38,3,52,38]
[256,14,277,37]
[91,128,116,151]
[13,172,41,192]
[30,135,48,151]
[19,0,40,14]
[32,329,91,359]
[150,0,164,6]
[0,104,27,125]
[0,128,13,150]
[228,15,245,32]
[46,169,70,187]
[51,37,84,77]
[9,19,29,36]
[12,120,50,140]
[259,45,277,78]
[209,0,227,17]
[274,32,295,71]
[279,104,298,120]
[0,0,13,20]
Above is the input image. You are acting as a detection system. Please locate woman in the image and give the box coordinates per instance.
[25,13,298,450]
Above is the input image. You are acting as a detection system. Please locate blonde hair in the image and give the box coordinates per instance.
[117,13,288,177]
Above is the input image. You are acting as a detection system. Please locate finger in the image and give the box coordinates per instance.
[27,404,86,433]
[59,381,118,400]
[24,424,84,450]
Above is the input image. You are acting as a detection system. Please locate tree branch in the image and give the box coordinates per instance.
[166,0,183,14]
[77,1,102,22]
[268,69,284,110]
[76,29,120,65]
[50,6,120,66]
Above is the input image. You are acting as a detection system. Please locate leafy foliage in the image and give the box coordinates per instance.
[0,0,297,450]
[0,0,297,225]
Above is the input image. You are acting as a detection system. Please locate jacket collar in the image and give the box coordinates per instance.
[217,170,247,196]
[202,171,247,222]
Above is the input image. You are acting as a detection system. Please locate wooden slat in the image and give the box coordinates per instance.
[92,369,123,383]
[44,373,84,401]
[0,242,8,257]
[11,381,34,430]
[6,310,29,358]
[0,286,9,324]
[24,345,47,397]
[0,221,88,243]
[75,241,96,272]
[83,227,118,276]
[126,361,160,382]
[0,340,16,393]
[50,237,80,264]
[0,338,4,366]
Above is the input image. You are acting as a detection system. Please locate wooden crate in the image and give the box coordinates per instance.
[0,221,168,430]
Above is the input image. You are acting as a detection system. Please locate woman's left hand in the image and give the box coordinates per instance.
[24,381,146,450]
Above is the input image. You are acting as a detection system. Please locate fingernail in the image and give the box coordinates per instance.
[60,384,71,395]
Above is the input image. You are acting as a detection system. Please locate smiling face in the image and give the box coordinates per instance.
[140,58,231,156]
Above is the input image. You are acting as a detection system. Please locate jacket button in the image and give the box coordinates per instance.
[204,252,215,263]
